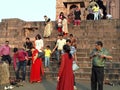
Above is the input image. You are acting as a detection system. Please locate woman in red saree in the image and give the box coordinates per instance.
[57,45,74,90]
[30,47,44,83]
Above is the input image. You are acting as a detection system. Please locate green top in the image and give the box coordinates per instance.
[90,48,110,67]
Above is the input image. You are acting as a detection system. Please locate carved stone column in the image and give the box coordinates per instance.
[110,0,116,18]
[0,62,10,85]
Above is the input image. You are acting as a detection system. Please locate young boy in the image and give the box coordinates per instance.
[44,45,52,68]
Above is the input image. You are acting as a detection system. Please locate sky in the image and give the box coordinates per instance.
[0,0,56,22]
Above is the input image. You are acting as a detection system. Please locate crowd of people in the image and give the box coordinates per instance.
[0,2,113,90]
[0,33,113,90]
[43,1,112,39]
[86,0,112,20]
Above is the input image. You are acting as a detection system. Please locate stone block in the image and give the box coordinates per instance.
[0,62,10,85]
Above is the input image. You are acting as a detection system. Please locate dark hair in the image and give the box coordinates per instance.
[47,18,51,22]
[35,34,42,40]
[31,46,35,49]
[63,45,72,59]
[95,4,98,7]
[44,15,47,17]
[95,41,103,47]
[26,37,30,40]
[90,6,92,8]
[5,40,9,43]
[13,47,18,53]
[66,39,71,43]
[62,16,66,20]
[69,34,73,37]
[46,45,50,48]
[60,12,64,16]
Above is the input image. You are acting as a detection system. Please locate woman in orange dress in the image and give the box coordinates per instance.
[30,47,44,83]
[56,44,74,90]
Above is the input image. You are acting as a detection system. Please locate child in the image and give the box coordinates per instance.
[44,45,52,69]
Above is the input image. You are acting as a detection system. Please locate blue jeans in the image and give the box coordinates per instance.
[45,56,50,67]
[16,60,27,81]
[94,12,99,20]
[54,50,59,61]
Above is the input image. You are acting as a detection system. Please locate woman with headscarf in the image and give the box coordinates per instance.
[43,15,53,38]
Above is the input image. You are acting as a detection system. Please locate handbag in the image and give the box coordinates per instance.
[72,61,79,71]
[38,52,44,59]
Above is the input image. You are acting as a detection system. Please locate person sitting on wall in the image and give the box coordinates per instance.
[74,6,81,26]
[57,12,65,34]
[23,37,33,66]
[86,6,94,20]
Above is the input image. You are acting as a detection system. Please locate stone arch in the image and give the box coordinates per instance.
[67,5,78,24]
[110,0,115,18]
[69,4,77,14]
[70,4,77,10]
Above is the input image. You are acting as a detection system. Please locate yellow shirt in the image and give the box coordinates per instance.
[92,6,99,12]
[44,49,51,57]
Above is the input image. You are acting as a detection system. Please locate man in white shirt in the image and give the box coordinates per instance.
[52,34,66,62]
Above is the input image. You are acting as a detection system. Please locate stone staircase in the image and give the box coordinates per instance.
[0,18,120,82]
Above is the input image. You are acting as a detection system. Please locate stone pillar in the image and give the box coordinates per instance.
[56,0,66,19]
[108,0,120,19]
[110,0,116,18]
[115,0,120,19]
[0,62,10,85]
[67,4,71,16]
[106,0,110,14]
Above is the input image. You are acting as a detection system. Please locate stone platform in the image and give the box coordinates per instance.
[0,80,119,90]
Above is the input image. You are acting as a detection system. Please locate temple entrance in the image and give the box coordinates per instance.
[68,5,78,24]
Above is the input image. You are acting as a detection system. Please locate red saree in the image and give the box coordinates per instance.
[57,53,74,90]
[30,49,44,83]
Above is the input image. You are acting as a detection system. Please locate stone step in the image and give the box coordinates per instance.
[8,59,120,82]
[9,61,120,71]
[9,69,120,82]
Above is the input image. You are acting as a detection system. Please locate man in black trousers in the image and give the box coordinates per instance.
[90,41,112,90]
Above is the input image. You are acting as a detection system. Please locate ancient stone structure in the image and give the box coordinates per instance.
[56,0,120,20]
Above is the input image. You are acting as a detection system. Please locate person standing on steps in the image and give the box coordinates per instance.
[43,15,53,38]
[56,44,74,90]
[74,6,81,26]
[23,37,33,66]
[69,34,77,49]
[0,41,12,65]
[90,41,112,90]
[66,39,78,90]
[30,47,44,83]
[57,12,64,35]
[44,45,52,70]
[52,34,66,65]
[13,47,28,82]
[62,16,68,37]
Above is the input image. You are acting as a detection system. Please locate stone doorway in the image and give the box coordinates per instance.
[68,5,78,24]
